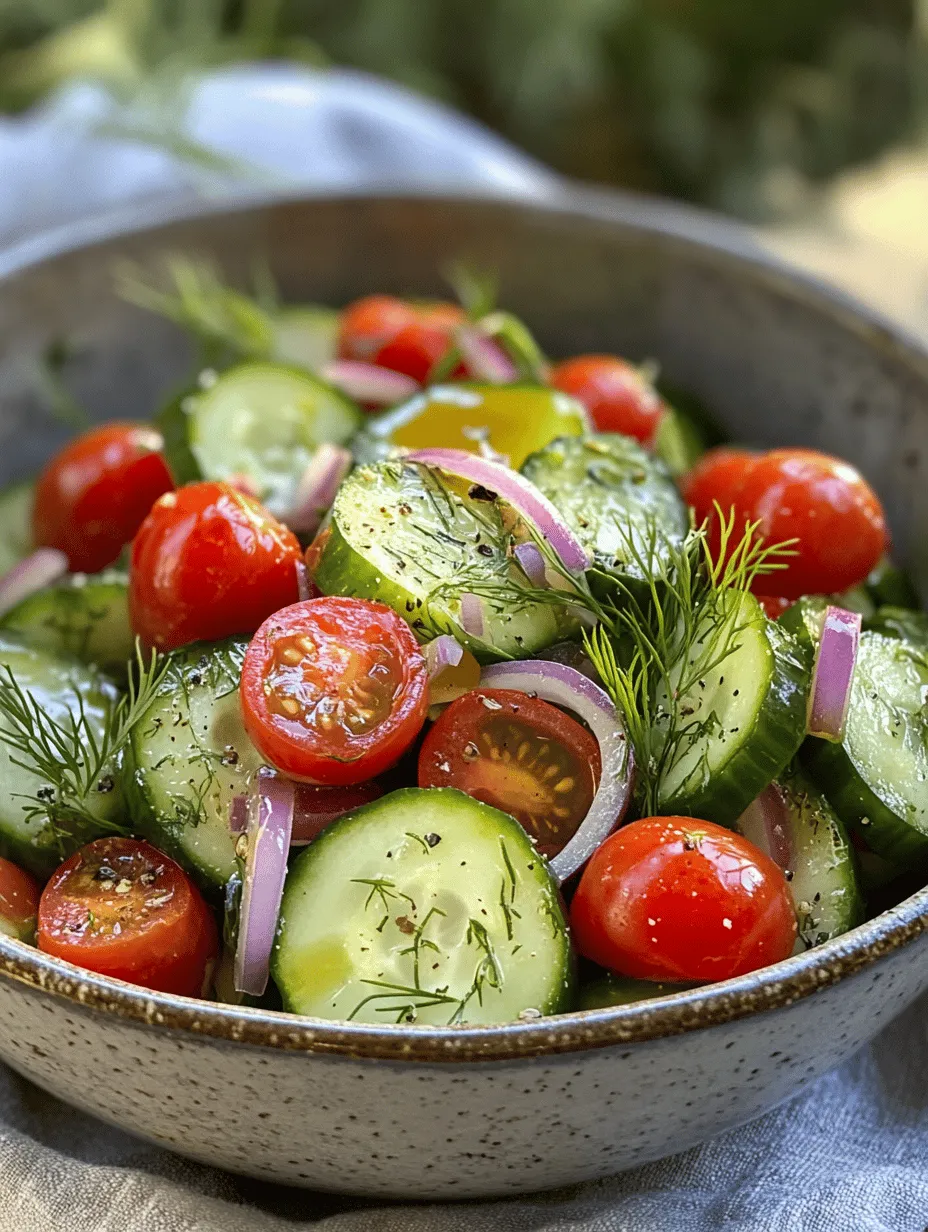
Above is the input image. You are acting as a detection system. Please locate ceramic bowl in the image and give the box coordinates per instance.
[0,190,926,1200]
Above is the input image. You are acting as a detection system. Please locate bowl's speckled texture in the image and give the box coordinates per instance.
[0,190,927,1198]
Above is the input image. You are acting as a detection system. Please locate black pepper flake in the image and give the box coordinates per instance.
[477,543,493,557]
[425,833,441,847]
[468,484,497,502]
[95,776,114,794]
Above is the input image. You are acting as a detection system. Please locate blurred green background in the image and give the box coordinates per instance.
[2,0,926,219]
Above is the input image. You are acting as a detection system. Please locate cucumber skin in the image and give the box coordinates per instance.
[157,390,203,488]
[661,616,812,826]
[577,972,694,1009]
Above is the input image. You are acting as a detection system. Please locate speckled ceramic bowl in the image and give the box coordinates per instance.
[0,190,926,1199]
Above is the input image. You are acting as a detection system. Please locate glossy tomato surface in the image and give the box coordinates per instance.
[570,816,797,983]
[338,294,417,361]
[33,422,174,573]
[129,481,302,652]
[37,837,218,996]
[681,446,757,555]
[550,356,665,444]
[0,856,41,941]
[418,688,601,856]
[241,597,429,786]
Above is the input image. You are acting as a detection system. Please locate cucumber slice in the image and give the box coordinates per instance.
[311,459,574,662]
[658,593,811,823]
[778,595,827,652]
[158,362,361,518]
[803,631,928,865]
[520,434,687,587]
[127,637,262,888]
[0,569,132,675]
[652,408,705,476]
[0,634,123,876]
[0,481,35,575]
[736,768,863,950]
[272,787,574,1024]
[866,557,920,610]
[866,606,928,644]
[270,306,339,372]
[577,973,693,1009]
[353,383,589,470]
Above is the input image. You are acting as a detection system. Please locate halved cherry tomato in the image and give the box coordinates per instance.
[681,446,757,556]
[0,857,41,942]
[338,295,418,361]
[549,356,665,444]
[757,595,792,620]
[37,837,218,997]
[738,448,888,599]
[33,422,174,573]
[418,689,601,856]
[570,816,796,983]
[129,481,302,652]
[240,597,429,786]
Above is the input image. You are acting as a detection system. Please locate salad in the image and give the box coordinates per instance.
[0,260,919,1027]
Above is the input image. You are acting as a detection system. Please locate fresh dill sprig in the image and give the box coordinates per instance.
[443,261,499,321]
[0,642,168,849]
[585,508,796,816]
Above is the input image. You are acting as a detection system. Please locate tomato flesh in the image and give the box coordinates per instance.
[241,597,429,786]
[570,816,797,982]
[129,481,302,652]
[418,689,600,856]
[33,422,174,573]
[37,837,218,996]
[550,355,665,444]
[0,856,41,941]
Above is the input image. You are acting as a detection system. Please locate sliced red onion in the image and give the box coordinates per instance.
[513,542,548,588]
[457,326,519,384]
[425,634,465,676]
[286,444,352,536]
[403,448,590,575]
[737,784,794,872]
[460,592,485,639]
[0,549,68,617]
[295,559,311,602]
[290,780,384,846]
[228,793,248,835]
[480,660,633,882]
[807,605,861,741]
[233,768,294,997]
[321,359,419,406]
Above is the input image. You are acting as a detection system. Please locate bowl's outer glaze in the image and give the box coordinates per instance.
[1,190,927,1198]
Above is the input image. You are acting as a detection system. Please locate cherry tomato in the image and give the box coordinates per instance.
[681,446,757,555]
[0,856,41,941]
[570,816,796,983]
[373,303,467,384]
[757,595,792,620]
[737,449,888,599]
[129,481,302,652]
[418,689,601,857]
[291,779,384,844]
[37,838,218,996]
[241,597,429,786]
[549,356,665,444]
[338,295,418,361]
[33,423,174,573]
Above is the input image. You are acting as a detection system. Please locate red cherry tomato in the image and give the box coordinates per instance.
[681,446,757,555]
[418,689,601,857]
[374,321,456,384]
[32,423,174,573]
[37,838,218,997]
[737,449,888,599]
[550,356,666,444]
[338,295,418,361]
[241,597,429,786]
[0,856,41,941]
[570,816,796,983]
[291,779,384,844]
[129,481,302,652]
[757,595,792,620]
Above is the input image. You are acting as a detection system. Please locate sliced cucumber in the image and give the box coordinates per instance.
[778,595,827,652]
[352,383,589,470]
[311,458,575,662]
[127,637,262,888]
[652,408,705,476]
[736,768,863,950]
[272,787,574,1025]
[577,973,693,1009]
[657,592,811,824]
[0,569,132,675]
[866,606,928,645]
[158,362,361,518]
[270,306,340,372]
[520,434,687,588]
[0,634,123,876]
[803,631,928,866]
[0,481,34,575]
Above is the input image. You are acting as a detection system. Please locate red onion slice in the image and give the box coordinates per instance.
[460,592,485,639]
[321,360,419,406]
[228,793,248,835]
[513,542,548,588]
[403,448,590,575]
[737,783,794,872]
[295,560,311,602]
[425,634,465,676]
[285,444,352,536]
[807,605,861,741]
[480,660,633,882]
[457,326,519,384]
[0,549,68,617]
[233,768,294,997]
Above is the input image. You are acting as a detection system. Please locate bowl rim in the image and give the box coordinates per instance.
[2,185,927,1063]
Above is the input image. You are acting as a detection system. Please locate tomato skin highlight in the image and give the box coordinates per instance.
[0,856,41,941]
[37,837,218,997]
[681,446,757,557]
[757,595,792,620]
[33,422,174,573]
[418,688,601,856]
[241,597,429,786]
[550,356,665,444]
[570,816,797,983]
[129,481,302,652]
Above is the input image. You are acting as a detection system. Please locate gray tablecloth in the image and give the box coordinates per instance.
[2,62,927,1232]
